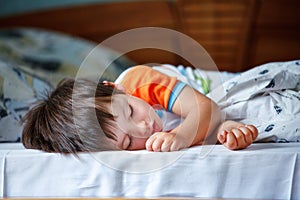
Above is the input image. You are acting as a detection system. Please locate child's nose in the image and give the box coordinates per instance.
[137,120,147,130]
[136,120,151,137]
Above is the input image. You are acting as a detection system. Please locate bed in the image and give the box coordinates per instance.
[0,27,299,199]
[0,1,300,199]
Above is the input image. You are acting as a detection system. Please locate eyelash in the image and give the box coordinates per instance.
[129,105,134,117]
[127,137,132,149]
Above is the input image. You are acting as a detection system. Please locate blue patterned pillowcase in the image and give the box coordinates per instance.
[0,60,52,142]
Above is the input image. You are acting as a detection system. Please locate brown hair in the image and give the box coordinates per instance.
[21,78,124,154]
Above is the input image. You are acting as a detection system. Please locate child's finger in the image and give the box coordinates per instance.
[245,125,258,140]
[149,133,168,152]
[232,128,247,148]
[161,139,173,152]
[145,134,157,151]
[238,126,254,144]
[145,139,153,151]
[151,138,164,152]
[224,132,237,150]
[217,130,227,144]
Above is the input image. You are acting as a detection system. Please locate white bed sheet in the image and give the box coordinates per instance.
[0,142,299,199]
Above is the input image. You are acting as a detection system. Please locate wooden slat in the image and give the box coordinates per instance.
[183,10,246,18]
[256,0,300,28]
[182,41,238,52]
[177,0,256,72]
[182,1,246,12]
[247,0,300,68]
[190,32,242,40]
[185,17,244,26]
[195,41,237,49]
[188,29,242,36]
[182,45,237,60]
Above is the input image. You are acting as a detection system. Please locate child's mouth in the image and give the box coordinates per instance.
[153,120,162,133]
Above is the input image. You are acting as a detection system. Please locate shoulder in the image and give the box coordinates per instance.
[116,65,183,89]
[126,65,154,76]
[114,65,152,84]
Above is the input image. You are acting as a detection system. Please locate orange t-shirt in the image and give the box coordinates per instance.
[115,65,186,111]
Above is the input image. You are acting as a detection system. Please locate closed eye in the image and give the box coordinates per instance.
[127,137,132,150]
[129,104,134,117]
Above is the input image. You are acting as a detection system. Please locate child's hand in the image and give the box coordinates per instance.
[217,123,258,150]
[146,132,188,152]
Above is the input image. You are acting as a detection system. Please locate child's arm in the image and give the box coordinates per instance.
[145,86,258,152]
[146,85,221,151]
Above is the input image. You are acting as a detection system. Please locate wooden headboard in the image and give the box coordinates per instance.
[0,0,299,72]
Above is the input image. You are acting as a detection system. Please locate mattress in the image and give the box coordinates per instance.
[0,142,299,199]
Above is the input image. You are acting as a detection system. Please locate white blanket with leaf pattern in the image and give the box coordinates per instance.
[209,60,300,143]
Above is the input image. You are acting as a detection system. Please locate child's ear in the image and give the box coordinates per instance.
[115,83,126,92]
[103,81,126,92]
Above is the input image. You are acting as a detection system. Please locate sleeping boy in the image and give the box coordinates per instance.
[21,65,258,153]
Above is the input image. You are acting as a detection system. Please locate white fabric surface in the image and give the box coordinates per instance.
[0,143,299,199]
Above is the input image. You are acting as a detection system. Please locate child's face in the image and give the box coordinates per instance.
[107,94,162,150]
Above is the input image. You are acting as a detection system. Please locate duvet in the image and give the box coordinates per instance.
[209,60,300,143]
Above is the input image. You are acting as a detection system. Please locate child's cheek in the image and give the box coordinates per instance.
[127,137,148,150]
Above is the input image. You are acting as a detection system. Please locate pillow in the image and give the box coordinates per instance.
[0,27,135,142]
[0,60,51,142]
[0,27,134,85]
